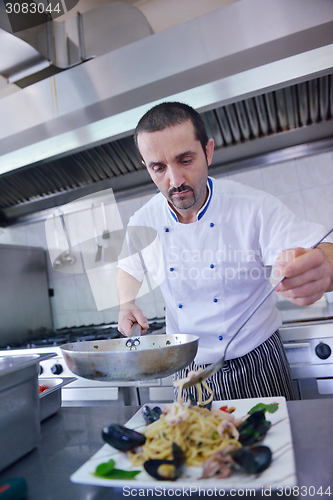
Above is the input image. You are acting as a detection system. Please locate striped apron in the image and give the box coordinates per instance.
[173,330,296,402]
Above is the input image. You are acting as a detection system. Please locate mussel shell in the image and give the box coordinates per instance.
[144,443,186,481]
[152,406,162,417]
[238,410,271,446]
[232,445,272,474]
[102,424,146,451]
[142,405,161,425]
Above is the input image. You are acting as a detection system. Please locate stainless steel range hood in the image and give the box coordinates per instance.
[0,0,333,223]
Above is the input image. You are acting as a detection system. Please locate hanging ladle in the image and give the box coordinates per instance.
[59,210,76,265]
[91,204,103,262]
[101,202,110,240]
[52,213,63,269]
[182,227,333,390]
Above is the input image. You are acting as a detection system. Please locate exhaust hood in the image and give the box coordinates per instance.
[0,0,333,223]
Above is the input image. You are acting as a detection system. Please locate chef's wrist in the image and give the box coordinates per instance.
[119,300,136,310]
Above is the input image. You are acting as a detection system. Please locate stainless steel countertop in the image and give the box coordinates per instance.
[0,400,332,499]
[279,299,333,325]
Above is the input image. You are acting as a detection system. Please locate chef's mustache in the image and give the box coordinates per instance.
[168,185,193,196]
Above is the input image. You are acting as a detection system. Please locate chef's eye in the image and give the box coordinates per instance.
[153,165,165,173]
[180,158,192,165]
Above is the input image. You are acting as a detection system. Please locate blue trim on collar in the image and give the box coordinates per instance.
[168,208,178,221]
[168,177,213,222]
[197,177,213,220]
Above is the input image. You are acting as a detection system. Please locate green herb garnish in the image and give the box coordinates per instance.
[212,431,218,440]
[93,459,141,480]
[93,345,99,349]
[248,402,279,415]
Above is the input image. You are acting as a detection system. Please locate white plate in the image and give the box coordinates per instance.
[70,397,297,490]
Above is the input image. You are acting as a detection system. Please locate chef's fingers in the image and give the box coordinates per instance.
[277,290,324,306]
[272,248,306,281]
[118,306,148,336]
[275,248,331,305]
[277,266,326,292]
[131,309,149,334]
[283,247,326,279]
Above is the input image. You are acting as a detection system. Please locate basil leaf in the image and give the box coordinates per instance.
[103,469,141,479]
[93,459,141,480]
[248,402,279,415]
[95,459,115,476]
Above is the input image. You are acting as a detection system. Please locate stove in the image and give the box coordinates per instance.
[280,319,333,399]
[1,321,165,350]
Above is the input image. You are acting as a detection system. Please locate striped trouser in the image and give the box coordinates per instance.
[173,330,296,402]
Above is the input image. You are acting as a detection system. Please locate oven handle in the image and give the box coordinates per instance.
[283,342,310,349]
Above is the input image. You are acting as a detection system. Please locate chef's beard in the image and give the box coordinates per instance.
[168,185,196,210]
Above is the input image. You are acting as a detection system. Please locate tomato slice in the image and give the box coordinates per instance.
[219,405,228,412]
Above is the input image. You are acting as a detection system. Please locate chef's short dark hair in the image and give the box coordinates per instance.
[134,102,209,157]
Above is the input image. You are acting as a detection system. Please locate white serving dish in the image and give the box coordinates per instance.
[70,396,297,491]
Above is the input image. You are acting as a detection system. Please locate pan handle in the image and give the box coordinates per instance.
[124,322,145,349]
[128,323,143,337]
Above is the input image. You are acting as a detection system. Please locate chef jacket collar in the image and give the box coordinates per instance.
[168,177,213,222]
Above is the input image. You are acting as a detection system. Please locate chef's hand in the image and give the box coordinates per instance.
[272,244,333,306]
[118,303,149,336]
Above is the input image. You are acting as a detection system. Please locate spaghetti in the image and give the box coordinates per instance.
[128,403,242,467]
[174,368,214,406]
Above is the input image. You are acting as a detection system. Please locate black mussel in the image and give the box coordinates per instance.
[144,443,186,481]
[142,405,161,425]
[152,406,162,417]
[102,424,146,451]
[231,445,272,474]
[238,410,271,446]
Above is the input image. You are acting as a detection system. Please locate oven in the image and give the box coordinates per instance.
[280,320,333,399]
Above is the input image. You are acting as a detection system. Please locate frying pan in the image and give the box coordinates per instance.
[60,324,199,382]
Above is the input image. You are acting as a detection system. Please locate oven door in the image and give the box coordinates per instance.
[284,340,333,400]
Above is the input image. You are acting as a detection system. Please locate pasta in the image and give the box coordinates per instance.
[174,368,214,406]
[128,402,242,467]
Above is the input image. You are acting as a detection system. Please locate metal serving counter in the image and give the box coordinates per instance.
[0,400,332,500]
[277,296,333,324]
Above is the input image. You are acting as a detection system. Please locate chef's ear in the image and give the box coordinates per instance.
[205,138,214,166]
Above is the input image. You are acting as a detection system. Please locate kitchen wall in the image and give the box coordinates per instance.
[0,148,332,331]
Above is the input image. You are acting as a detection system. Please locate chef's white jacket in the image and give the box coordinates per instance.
[118,177,332,364]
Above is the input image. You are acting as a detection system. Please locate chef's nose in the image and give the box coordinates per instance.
[168,165,185,188]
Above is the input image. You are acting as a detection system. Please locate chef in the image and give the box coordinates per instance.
[116,101,333,401]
